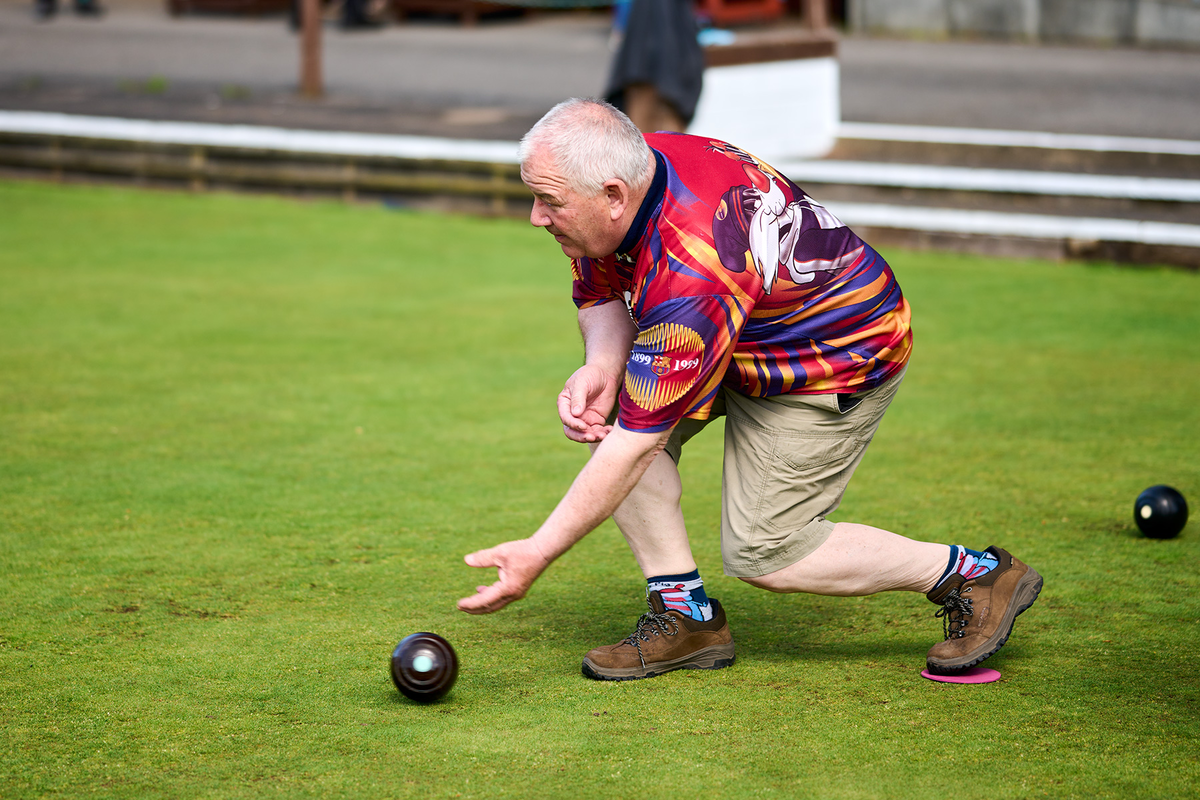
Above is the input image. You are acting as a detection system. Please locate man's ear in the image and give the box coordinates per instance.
[603,180,631,221]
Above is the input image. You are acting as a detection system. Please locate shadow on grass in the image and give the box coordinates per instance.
[495,587,970,672]
[382,689,459,709]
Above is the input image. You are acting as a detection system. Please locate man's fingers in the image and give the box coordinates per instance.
[557,391,587,431]
[456,584,496,613]
[562,425,591,443]
[565,366,608,416]
[463,548,496,568]
[459,538,548,615]
[460,545,517,613]
[579,408,609,428]
[456,582,517,614]
[560,366,619,440]
[569,379,593,417]
[562,421,612,443]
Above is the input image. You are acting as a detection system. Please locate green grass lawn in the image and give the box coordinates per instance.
[1,179,1197,799]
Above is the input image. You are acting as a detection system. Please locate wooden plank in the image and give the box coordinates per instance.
[703,32,837,68]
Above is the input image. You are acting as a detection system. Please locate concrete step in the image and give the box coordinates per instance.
[1,111,1195,268]
[831,122,1200,179]
[787,122,1200,266]
[825,202,1200,268]
[780,159,1200,203]
[775,160,1200,226]
[0,110,528,215]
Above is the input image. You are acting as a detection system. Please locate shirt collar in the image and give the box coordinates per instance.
[613,148,667,265]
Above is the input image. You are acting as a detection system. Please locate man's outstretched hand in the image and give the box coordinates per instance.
[457,538,552,614]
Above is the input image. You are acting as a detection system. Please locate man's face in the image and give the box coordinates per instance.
[520,146,617,260]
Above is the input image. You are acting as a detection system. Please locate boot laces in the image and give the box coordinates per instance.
[622,598,679,668]
[935,586,973,640]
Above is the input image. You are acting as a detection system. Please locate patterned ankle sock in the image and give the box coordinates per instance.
[647,570,713,622]
[938,545,1000,586]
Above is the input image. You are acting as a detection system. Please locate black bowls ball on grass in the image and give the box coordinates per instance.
[391,632,458,703]
[1134,485,1188,540]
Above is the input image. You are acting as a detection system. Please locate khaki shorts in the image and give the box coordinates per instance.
[665,367,906,578]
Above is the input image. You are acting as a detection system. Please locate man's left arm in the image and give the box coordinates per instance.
[457,423,672,614]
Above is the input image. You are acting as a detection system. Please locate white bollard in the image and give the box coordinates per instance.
[689,55,840,162]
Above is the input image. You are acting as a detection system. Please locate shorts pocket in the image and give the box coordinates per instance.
[760,433,868,536]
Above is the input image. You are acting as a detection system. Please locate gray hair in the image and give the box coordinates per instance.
[519,98,654,197]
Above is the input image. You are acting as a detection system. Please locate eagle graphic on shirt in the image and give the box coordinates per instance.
[707,141,859,294]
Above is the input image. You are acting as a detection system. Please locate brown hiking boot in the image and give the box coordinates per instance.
[581,591,735,681]
[926,546,1043,674]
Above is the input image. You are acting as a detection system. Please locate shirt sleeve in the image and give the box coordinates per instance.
[616,294,749,433]
[571,257,621,310]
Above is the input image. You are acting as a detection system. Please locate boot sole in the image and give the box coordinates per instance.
[926,567,1043,675]
[581,643,736,681]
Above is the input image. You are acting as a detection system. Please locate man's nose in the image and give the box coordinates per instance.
[529,198,550,228]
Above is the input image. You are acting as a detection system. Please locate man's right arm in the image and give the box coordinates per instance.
[557,301,637,443]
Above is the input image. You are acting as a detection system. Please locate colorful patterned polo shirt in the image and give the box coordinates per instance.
[572,133,912,434]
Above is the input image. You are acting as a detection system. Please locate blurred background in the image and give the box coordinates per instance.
[2,0,1198,264]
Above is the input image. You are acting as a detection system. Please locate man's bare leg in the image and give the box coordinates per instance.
[581,447,734,682]
[592,444,697,578]
[742,522,950,596]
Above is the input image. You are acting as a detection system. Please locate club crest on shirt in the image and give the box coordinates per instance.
[625,323,705,412]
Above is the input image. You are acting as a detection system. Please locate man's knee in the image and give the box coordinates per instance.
[647,471,683,507]
[740,572,791,593]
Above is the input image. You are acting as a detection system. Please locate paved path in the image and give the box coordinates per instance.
[2,1,1199,141]
[838,36,1200,141]
[0,3,612,139]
